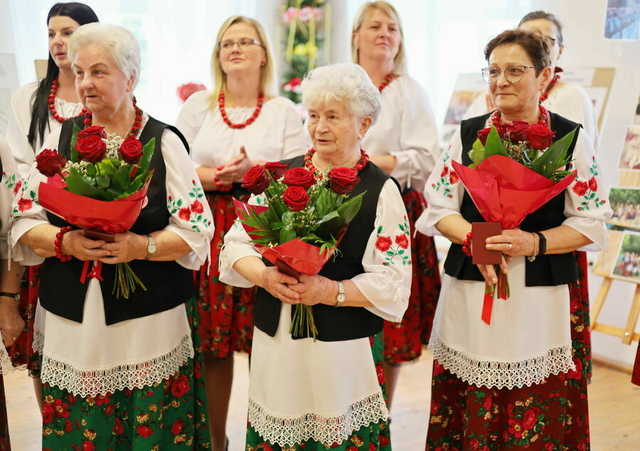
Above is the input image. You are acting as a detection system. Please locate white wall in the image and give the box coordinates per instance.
[536,0,640,368]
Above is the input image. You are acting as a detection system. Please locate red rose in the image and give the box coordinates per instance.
[136,424,154,438]
[483,395,493,411]
[504,121,529,143]
[526,123,555,150]
[588,177,598,192]
[544,443,555,451]
[179,207,191,221]
[119,136,143,164]
[376,236,392,252]
[469,439,480,450]
[572,181,589,196]
[36,149,66,177]
[395,234,409,249]
[76,135,106,162]
[369,443,377,451]
[283,167,315,189]
[113,417,125,435]
[477,127,492,145]
[171,418,185,435]
[522,408,538,430]
[242,165,269,195]
[64,419,73,432]
[190,200,204,213]
[567,358,583,380]
[170,374,190,398]
[440,166,449,177]
[42,403,55,424]
[13,180,22,194]
[18,198,32,212]
[379,434,390,446]
[283,185,309,211]
[328,167,359,194]
[77,125,105,139]
[82,442,96,451]
[449,170,459,184]
[176,82,206,102]
[265,161,288,179]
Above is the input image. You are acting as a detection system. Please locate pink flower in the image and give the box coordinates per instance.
[176,82,206,102]
[283,7,298,23]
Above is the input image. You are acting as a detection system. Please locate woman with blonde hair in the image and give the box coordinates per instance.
[176,15,308,450]
[352,0,441,408]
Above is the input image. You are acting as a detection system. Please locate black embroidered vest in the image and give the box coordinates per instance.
[444,112,581,286]
[39,116,195,325]
[254,156,389,341]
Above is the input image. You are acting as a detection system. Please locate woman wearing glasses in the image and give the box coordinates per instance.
[176,15,308,451]
[418,30,610,449]
[351,1,441,408]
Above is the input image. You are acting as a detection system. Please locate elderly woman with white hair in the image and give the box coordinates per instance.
[10,23,213,448]
[220,63,410,450]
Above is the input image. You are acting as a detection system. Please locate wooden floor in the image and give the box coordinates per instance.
[4,350,640,450]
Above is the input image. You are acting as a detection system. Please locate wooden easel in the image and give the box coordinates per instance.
[591,276,640,344]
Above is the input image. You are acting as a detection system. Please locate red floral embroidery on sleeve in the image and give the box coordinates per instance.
[375,221,411,266]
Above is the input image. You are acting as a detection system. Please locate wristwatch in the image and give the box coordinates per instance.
[334,281,345,307]
[146,235,157,259]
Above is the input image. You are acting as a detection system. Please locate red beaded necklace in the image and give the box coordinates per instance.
[540,67,563,103]
[218,91,264,129]
[490,104,550,129]
[48,79,87,123]
[378,73,398,92]
[304,148,369,179]
[82,99,143,138]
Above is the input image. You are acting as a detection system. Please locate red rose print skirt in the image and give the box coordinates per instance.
[633,341,640,386]
[7,265,42,375]
[195,194,255,357]
[383,189,441,364]
[0,376,9,451]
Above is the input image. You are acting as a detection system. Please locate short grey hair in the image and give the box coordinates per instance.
[301,63,381,124]
[69,23,141,87]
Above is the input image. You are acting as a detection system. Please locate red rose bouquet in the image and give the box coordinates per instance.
[234,154,367,339]
[36,118,155,299]
[452,107,577,324]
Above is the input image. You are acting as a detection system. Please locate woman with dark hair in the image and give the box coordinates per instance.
[4,1,98,404]
[419,29,609,449]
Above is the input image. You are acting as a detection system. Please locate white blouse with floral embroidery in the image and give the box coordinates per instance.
[8,116,214,397]
[219,179,411,446]
[416,125,611,390]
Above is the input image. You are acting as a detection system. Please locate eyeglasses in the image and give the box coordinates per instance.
[481,65,536,83]
[220,38,262,51]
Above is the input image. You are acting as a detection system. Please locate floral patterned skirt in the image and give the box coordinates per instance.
[195,193,255,357]
[41,299,211,450]
[7,265,41,375]
[426,274,592,450]
[0,375,9,451]
[245,333,391,451]
[633,341,640,386]
[383,189,441,364]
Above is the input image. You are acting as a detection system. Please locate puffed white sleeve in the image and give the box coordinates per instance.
[175,90,208,145]
[350,179,412,322]
[6,85,37,178]
[162,129,214,269]
[391,80,440,192]
[8,130,59,266]
[0,137,18,259]
[562,131,611,251]
[415,128,466,237]
[218,195,264,288]
[280,100,310,160]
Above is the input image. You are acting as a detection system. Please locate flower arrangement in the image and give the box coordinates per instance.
[36,120,155,299]
[281,0,328,103]
[235,153,367,338]
[452,107,578,324]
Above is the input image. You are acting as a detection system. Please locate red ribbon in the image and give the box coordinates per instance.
[80,261,104,284]
[481,289,493,325]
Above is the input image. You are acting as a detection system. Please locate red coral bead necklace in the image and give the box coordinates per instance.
[82,98,143,138]
[218,91,264,129]
[490,104,550,129]
[48,79,88,123]
[378,73,398,92]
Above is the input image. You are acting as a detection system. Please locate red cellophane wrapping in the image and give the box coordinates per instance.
[451,155,576,324]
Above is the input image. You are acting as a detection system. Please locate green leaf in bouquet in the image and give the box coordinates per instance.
[86,165,97,178]
[279,225,296,243]
[138,138,156,175]
[112,165,131,191]
[70,123,81,162]
[530,128,577,178]
[469,138,486,168]
[95,174,111,189]
[97,158,119,177]
[65,169,102,198]
[337,191,365,224]
[484,127,509,158]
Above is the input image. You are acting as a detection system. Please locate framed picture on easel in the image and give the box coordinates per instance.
[609,187,640,231]
[611,231,640,283]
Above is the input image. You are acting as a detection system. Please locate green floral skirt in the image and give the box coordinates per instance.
[246,332,392,451]
[41,299,211,450]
